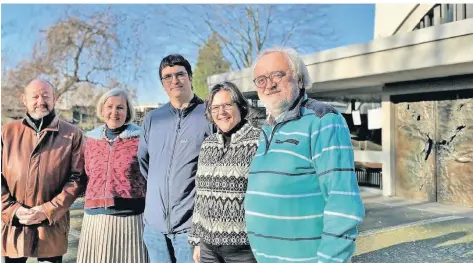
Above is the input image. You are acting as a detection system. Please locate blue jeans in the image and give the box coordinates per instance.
[143,225,194,263]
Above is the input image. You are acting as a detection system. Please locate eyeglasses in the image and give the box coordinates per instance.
[210,102,235,113]
[253,70,288,89]
[161,72,188,84]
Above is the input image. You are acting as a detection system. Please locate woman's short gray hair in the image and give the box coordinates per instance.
[205,81,249,124]
[96,88,135,124]
[252,46,312,90]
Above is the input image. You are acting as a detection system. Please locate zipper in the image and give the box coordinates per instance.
[264,119,292,154]
[165,110,182,232]
[104,143,113,209]
[24,117,48,205]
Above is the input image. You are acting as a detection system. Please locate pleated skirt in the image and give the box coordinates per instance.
[77,213,149,263]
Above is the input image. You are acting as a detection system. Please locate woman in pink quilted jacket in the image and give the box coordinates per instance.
[77,88,148,263]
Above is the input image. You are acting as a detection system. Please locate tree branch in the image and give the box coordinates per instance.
[161,11,208,45]
[210,6,251,44]
[260,5,275,51]
[201,17,247,68]
[219,37,243,70]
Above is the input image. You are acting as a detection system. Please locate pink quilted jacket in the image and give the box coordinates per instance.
[83,124,146,209]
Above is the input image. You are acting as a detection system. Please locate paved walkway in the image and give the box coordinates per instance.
[353,188,473,262]
[25,187,473,263]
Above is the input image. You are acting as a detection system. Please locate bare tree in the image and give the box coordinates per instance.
[1,67,25,124]
[160,4,335,70]
[1,5,150,126]
[2,7,145,102]
[37,9,121,100]
[105,78,138,103]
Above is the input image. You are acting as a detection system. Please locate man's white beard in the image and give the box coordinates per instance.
[267,99,292,117]
[29,109,50,120]
[264,88,300,117]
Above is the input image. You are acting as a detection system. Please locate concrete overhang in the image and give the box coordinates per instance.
[208,18,473,96]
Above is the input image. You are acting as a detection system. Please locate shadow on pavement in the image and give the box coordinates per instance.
[353,231,473,263]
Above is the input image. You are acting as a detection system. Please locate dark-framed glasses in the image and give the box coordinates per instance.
[210,102,235,113]
[161,72,188,84]
[253,70,287,89]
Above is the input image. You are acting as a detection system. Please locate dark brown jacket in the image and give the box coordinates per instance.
[1,115,86,258]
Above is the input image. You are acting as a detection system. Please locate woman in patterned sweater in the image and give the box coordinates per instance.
[189,82,260,263]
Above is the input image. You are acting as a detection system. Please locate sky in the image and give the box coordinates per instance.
[1,4,375,105]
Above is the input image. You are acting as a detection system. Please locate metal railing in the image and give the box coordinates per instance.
[414,4,473,30]
[356,168,382,189]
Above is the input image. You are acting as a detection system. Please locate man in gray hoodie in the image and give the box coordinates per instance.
[138,54,214,263]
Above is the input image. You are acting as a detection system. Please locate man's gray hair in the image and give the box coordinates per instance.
[252,47,312,90]
[96,88,136,124]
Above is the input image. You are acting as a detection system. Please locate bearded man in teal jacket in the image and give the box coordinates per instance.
[244,47,365,263]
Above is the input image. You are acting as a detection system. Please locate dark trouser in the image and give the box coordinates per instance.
[199,242,257,263]
[4,256,62,263]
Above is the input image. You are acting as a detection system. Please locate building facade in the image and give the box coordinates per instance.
[207,4,473,207]
[134,103,164,126]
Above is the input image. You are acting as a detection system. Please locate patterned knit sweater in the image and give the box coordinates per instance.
[188,122,261,246]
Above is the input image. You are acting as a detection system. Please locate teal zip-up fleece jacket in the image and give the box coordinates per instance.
[244,91,365,263]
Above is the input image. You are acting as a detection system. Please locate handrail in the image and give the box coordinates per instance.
[413,4,473,31]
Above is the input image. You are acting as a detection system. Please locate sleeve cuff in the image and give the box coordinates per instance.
[8,203,22,224]
[41,202,56,225]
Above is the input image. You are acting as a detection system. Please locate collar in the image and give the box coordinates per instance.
[87,123,142,140]
[215,121,254,147]
[22,111,60,133]
[169,95,204,117]
[267,112,286,126]
[220,119,247,137]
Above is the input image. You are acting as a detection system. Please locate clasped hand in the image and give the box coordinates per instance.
[15,206,48,225]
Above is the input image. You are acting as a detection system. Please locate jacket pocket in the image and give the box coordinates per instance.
[56,216,69,235]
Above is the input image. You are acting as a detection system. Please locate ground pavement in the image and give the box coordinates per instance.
[24,188,473,263]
